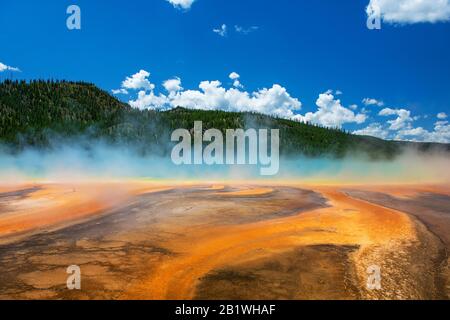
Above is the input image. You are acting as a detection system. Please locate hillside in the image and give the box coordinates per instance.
[0,80,448,159]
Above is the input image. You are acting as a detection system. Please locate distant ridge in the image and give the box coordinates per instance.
[1,80,449,159]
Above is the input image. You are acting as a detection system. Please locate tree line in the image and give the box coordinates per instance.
[0,79,428,159]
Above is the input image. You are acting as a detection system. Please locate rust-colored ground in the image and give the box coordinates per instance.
[0,183,171,244]
[0,182,448,300]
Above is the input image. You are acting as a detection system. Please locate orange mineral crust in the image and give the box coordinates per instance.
[0,182,171,243]
[122,187,417,299]
[0,182,448,300]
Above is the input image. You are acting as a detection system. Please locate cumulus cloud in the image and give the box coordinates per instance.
[213,24,227,37]
[363,97,384,107]
[169,81,301,118]
[367,0,450,24]
[113,71,449,143]
[120,70,302,117]
[167,0,195,10]
[379,107,413,130]
[121,70,155,91]
[437,112,448,119]
[355,119,450,143]
[0,62,20,72]
[354,123,389,139]
[129,90,168,110]
[163,77,183,94]
[294,91,367,128]
[395,120,450,143]
[229,72,243,88]
[229,72,240,80]
[354,102,450,143]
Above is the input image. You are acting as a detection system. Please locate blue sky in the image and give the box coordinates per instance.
[1,0,450,142]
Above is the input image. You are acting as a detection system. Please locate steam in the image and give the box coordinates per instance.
[279,150,450,184]
[1,137,449,184]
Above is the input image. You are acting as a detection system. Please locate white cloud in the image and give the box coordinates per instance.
[167,0,195,10]
[229,72,243,88]
[435,120,449,126]
[113,71,450,143]
[354,104,450,143]
[430,120,450,142]
[213,24,227,37]
[294,91,367,128]
[121,70,302,118]
[112,88,129,95]
[378,107,413,130]
[354,118,450,143]
[234,25,259,34]
[367,0,450,24]
[121,70,155,91]
[363,97,384,107]
[129,90,169,110]
[437,112,448,119]
[354,123,390,139]
[0,62,20,72]
[169,81,301,118]
[229,72,240,80]
[163,77,183,93]
[395,127,428,141]
[395,120,450,143]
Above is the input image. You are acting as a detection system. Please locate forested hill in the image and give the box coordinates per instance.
[0,80,448,159]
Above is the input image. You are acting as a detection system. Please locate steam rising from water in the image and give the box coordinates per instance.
[1,140,449,184]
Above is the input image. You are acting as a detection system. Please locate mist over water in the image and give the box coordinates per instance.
[280,151,450,184]
[1,138,449,184]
